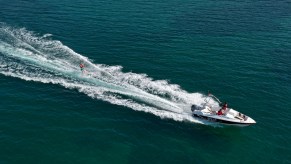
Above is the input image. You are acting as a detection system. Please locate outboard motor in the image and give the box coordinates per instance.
[191,105,201,112]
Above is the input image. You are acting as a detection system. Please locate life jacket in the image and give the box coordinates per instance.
[80,64,84,68]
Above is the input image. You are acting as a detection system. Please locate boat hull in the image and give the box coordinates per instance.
[193,114,255,127]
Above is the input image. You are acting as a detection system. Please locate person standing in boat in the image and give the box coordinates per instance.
[222,102,228,110]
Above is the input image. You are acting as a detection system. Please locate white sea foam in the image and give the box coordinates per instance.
[0,25,220,125]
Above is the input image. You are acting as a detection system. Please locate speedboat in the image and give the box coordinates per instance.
[191,94,256,126]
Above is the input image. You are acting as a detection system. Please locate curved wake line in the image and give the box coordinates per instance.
[0,24,219,126]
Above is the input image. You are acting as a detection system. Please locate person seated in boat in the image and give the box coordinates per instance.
[217,110,223,115]
[238,113,247,121]
[217,102,228,115]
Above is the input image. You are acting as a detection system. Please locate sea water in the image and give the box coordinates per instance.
[0,0,290,163]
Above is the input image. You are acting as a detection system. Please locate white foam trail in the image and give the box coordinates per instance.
[0,24,220,125]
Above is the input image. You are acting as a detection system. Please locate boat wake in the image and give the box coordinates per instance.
[0,24,219,125]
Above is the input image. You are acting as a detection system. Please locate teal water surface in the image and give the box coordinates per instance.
[0,0,291,163]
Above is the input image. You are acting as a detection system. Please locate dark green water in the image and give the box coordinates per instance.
[0,0,291,163]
